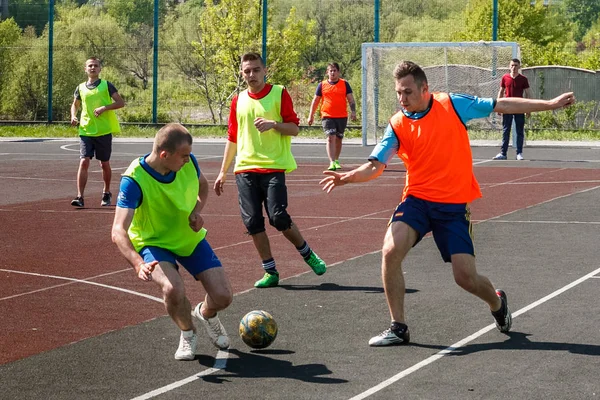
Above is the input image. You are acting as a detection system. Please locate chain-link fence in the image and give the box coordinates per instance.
[0,0,598,130]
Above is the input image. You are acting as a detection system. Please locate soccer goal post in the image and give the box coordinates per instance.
[361,41,520,146]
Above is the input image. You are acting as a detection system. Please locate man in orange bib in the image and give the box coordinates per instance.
[308,62,357,171]
[320,61,576,347]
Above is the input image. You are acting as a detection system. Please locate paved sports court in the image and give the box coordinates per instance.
[1,137,599,399]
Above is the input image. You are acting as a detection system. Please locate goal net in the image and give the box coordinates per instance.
[361,41,520,145]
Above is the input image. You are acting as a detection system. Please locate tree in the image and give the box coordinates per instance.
[0,18,22,117]
[456,0,574,66]
[563,0,600,42]
[164,0,316,124]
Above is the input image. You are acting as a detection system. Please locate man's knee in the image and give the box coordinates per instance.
[244,216,266,235]
[269,213,292,231]
[162,281,186,305]
[211,287,233,310]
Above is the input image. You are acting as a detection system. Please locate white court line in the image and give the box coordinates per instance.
[0,267,230,390]
[348,266,600,400]
[130,351,229,400]
[0,268,162,303]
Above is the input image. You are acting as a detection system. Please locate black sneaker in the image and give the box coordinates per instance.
[71,196,84,207]
[492,289,512,333]
[101,192,112,207]
[368,322,410,346]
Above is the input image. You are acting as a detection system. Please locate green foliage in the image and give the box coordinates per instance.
[529,101,599,130]
[266,7,316,85]
[7,0,48,35]
[563,0,600,42]
[0,18,22,111]
[457,0,572,48]
[103,0,166,32]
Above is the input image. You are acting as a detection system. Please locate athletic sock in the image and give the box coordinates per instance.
[262,258,277,274]
[391,322,408,333]
[296,241,312,259]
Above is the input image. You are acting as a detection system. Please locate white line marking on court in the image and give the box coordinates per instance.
[60,144,79,152]
[348,265,600,400]
[130,350,229,400]
[0,268,162,303]
[1,267,229,389]
[487,220,600,225]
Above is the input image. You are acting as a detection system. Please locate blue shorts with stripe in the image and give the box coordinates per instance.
[389,196,474,263]
[139,239,222,279]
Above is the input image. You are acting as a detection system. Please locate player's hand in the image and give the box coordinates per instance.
[307,116,314,126]
[552,92,575,109]
[350,111,357,121]
[71,117,79,126]
[136,261,158,282]
[93,106,106,117]
[189,212,204,232]
[214,173,226,196]
[319,171,348,193]
[254,117,275,132]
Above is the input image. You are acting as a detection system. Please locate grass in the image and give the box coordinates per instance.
[0,123,598,142]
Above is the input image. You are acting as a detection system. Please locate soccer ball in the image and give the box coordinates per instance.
[239,310,278,349]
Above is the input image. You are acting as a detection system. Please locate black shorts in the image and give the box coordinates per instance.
[235,172,292,234]
[322,117,347,138]
[79,134,113,161]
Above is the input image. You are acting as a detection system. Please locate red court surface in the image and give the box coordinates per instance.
[1,139,599,399]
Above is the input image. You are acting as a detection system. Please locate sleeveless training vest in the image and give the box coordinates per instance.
[78,80,120,137]
[390,92,481,203]
[234,85,297,173]
[320,79,348,118]
[123,158,207,256]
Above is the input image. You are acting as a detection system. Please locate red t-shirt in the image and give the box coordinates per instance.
[227,84,299,143]
[500,74,530,98]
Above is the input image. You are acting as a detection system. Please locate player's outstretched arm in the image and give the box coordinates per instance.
[320,160,385,193]
[495,92,575,115]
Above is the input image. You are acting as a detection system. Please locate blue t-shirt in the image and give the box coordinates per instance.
[117,153,201,209]
[369,93,496,165]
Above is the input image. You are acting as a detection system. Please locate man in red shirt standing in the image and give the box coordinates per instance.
[494,58,531,161]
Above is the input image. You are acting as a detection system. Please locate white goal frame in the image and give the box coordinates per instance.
[361,41,520,146]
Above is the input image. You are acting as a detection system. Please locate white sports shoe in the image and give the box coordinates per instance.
[516,153,524,160]
[174,330,197,360]
[192,302,230,350]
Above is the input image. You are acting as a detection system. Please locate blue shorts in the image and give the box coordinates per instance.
[389,196,474,263]
[139,239,222,279]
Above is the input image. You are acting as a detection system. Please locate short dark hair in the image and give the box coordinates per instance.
[511,58,521,64]
[241,52,265,67]
[327,62,340,72]
[393,61,428,87]
[154,123,192,153]
[86,57,101,66]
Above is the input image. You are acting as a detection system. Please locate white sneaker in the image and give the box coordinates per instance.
[368,325,410,346]
[493,153,507,160]
[192,302,230,349]
[516,153,524,160]
[174,330,197,360]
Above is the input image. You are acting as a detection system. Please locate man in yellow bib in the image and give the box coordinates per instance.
[112,123,233,360]
[70,57,124,208]
[214,52,327,288]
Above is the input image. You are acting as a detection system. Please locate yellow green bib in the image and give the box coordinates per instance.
[234,85,297,173]
[124,158,207,256]
[78,80,121,137]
